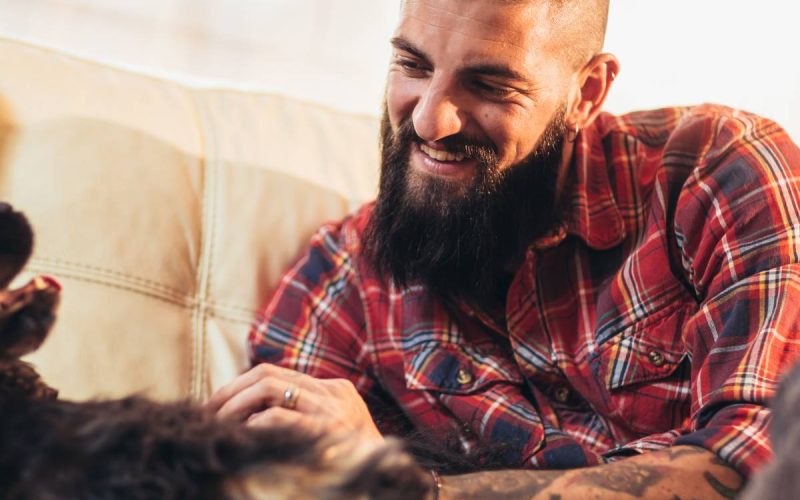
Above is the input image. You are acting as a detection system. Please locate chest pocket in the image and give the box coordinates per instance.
[593,305,692,437]
[403,342,523,394]
[402,342,544,463]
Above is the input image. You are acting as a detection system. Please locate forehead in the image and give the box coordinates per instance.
[396,0,559,69]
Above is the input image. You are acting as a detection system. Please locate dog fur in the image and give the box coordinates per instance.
[0,204,432,500]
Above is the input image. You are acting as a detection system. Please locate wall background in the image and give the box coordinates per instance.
[1,0,798,141]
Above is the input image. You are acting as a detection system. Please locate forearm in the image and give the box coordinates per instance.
[438,446,743,499]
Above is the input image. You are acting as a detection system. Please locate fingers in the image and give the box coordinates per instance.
[247,406,321,435]
[215,377,272,421]
[216,379,315,422]
[211,364,320,421]
[207,366,266,413]
[247,406,300,426]
[208,364,383,443]
[208,363,305,413]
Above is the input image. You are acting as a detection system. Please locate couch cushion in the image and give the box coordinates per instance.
[0,37,379,401]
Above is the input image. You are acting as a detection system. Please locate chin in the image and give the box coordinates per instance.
[406,166,474,208]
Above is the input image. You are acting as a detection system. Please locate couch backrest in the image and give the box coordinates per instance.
[0,38,380,401]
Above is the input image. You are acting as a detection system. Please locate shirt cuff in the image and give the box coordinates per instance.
[528,429,605,469]
[602,429,683,462]
[673,404,772,479]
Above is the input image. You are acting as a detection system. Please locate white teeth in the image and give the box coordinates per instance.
[420,143,465,162]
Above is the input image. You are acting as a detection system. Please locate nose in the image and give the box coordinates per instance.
[412,78,465,142]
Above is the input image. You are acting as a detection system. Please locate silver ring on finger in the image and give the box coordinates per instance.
[282,384,301,410]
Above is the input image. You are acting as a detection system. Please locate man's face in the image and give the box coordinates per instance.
[365,0,575,301]
[385,0,573,198]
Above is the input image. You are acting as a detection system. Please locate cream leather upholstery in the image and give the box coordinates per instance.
[0,38,379,401]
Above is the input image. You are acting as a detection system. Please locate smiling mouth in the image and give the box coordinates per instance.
[419,143,466,162]
[411,143,477,182]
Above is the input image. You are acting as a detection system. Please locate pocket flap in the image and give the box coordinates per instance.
[601,333,686,390]
[403,343,523,394]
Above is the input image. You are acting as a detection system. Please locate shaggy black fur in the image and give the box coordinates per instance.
[0,205,432,500]
[0,394,435,499]
[0,202,32,289]
[1,396,312,498]
[0,204,58,401]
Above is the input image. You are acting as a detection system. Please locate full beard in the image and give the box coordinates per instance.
[362,106,569,304]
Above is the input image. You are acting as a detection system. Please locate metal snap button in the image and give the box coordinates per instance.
[648,350,666,367]
[554,386,570,403]
[456,369,473,385]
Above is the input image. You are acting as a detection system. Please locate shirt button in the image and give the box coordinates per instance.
[554,386,570,403]
[648,350,666,367]
[456,369,473,385]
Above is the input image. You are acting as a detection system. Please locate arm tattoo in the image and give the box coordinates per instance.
[571,464,668,498]
[444,448,740,499]
[444,469,564,497]
[703,471,742,499]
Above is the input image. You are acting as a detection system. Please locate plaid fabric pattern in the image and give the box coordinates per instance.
[250,104,800,478]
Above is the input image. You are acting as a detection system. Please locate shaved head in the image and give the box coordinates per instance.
[489,0,610,67]
[400,0,610,69]
[546,0,610,67]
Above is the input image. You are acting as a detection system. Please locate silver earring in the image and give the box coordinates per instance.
[566,125,580,143]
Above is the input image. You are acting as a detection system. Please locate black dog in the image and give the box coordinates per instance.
[0,204,432,500]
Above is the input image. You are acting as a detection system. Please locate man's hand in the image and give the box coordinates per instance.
[207,363,384,445]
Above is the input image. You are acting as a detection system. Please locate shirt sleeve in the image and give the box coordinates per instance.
[668,110,800,478]
[248,218,376,393]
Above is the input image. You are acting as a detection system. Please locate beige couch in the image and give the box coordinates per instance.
[0,38,380,402]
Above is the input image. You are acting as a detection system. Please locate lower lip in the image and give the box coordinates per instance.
[411,144,476,179]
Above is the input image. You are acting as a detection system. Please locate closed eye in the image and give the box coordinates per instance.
[393,55,431,77]
[469,79,516,99]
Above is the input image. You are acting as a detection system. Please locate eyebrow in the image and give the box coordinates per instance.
[391,37,430,63]
[463,63,530,84]
[390,36,532,85]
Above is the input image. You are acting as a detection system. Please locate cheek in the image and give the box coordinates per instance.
[475,108,528,166]
[385,72,421,130]
[483,107,558,168]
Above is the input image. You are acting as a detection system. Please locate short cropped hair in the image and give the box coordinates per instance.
[399,0,610,69]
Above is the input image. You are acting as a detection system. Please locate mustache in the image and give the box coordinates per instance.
[386,119,499,166]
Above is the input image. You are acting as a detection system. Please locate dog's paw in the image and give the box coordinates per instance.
[0,276,61,358]
[0,360,58,400]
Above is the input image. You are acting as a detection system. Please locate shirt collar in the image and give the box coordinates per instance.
[535,117,626,251]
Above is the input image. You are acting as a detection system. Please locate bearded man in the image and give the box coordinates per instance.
[209,0,800,497]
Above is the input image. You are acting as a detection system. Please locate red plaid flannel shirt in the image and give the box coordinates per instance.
[249,104,800,478]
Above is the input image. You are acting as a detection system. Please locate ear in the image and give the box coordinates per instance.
[565,53,620,131]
